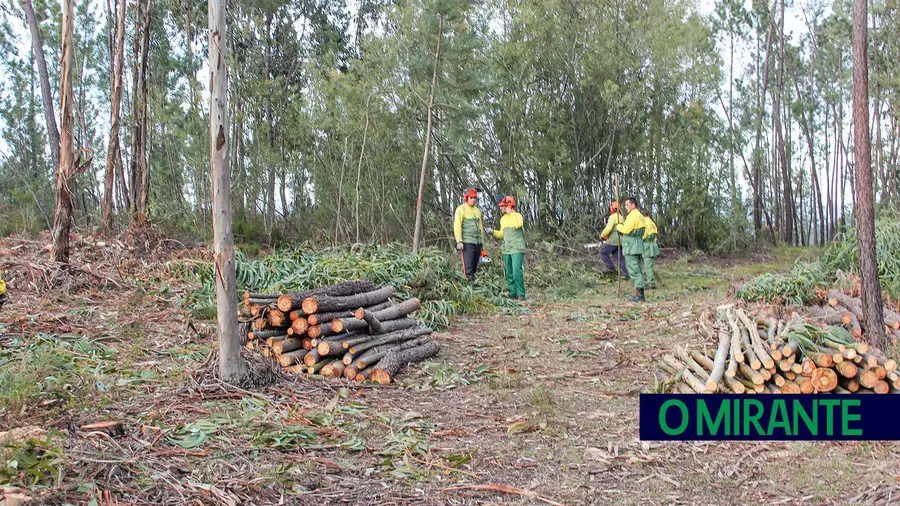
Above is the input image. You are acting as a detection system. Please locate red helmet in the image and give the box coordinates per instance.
[609,201,620,212]
[498,195,516,208]
[464,187,478,199]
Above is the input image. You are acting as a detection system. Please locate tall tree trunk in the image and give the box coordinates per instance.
[752,1,776,238]
[52,0,76,264]
[137,0,151,217]
[21,0,61,170]
[128,0,142,214]
[103,0,127,229]
[774,0,793,244]
[852,0,885,348]
[411,13,443,254]
[209,0,246,383]
[264,13,275,241]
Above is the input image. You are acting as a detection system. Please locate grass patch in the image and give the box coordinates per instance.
[0,329,121,417]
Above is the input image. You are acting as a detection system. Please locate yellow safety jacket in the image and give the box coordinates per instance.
[642,217,660,258]
[453,203,484,244]
[492,211,526,254]
[615,209,646,256]
[0,270,5,296]
[601,213,624,246]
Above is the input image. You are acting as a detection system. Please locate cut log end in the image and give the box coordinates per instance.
[276,295,293,313]
[810,368,838,392]
[301,298,318,315]
[370,369,392,385]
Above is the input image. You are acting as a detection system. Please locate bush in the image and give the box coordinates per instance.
[820,219,900,298]
[736,261,827,306]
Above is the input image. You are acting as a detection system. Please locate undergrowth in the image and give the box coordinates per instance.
[171,243,605,328]
[738,217,900,304]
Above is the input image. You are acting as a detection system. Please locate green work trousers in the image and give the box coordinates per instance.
[503,252,525,298]
[643,255,656,288]
[625,254,644,290]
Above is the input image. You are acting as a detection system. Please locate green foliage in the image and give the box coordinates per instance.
[0,328,119,415]
[820,219,900,298]
[736,261,827,305]
[0,435,65,487]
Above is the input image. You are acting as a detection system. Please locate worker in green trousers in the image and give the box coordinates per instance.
[486,195,526,299]
[615,196,646,302]
[641,208,659,290]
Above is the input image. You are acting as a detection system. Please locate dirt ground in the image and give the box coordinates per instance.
[1,237,898,505]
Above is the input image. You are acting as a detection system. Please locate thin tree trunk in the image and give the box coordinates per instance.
[411,13,443,254]
[852,0,885,348]
[752,1,776,238]
[103,0,126,228]
[137,0,151,217]
[52,0,76,264]
[210,0,247,383]
[774,0,793,244]
[22,0,61,170]
[128,0,142,215]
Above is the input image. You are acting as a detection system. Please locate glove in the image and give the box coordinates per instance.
[456,242,464,251]
[601,235,608,241]
[486,228,495,235]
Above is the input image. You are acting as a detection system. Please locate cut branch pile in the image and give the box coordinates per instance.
[657,305,898,394]
[238,281,440,384]
[809,289,900,344]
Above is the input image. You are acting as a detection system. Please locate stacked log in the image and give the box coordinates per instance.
[239,281,439,383]
[658,305,898,395]
[807,290,900,344]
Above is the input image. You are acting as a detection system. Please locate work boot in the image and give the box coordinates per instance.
[629,288,645,303]
[0,292,7,310]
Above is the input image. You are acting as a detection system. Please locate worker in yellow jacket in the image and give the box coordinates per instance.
[0,269,7,310]
[453,187,485,286]
[486,196,526,299]
[615,196,646,302]
[641,208,659,289]
[599,201,627,278]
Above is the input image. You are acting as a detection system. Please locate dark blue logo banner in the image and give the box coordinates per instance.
[640,394,900,440]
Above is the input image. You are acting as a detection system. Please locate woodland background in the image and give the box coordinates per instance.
[1,0,898,251]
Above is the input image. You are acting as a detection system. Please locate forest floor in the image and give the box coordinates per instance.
[0,237,898,505]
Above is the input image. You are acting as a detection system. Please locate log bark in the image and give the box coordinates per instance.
[248,330,287,341]
[660,356,708,393]
[302,286,395,315]
[307,309,355,327]
[728,313,745,363]
[354,337,435,370]
[308,359,333,375]
[276,281,378,312]
[303,348,322,367]
[273,337,305,354]
[350,300,394,320]
[317,339,347,357]
[278,349,307,367]
[736,309,775,369]
[348,327,432,355]
[321,361,346,378]
[370,340,441,384]
[739,328,761,370]
[332,298,420,333]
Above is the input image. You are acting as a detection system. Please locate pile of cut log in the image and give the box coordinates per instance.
[809,290,900,344]
[658,304,898,394]
[238,281,440,384]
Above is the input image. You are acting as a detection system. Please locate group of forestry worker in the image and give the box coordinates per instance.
[453,189,659,303]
